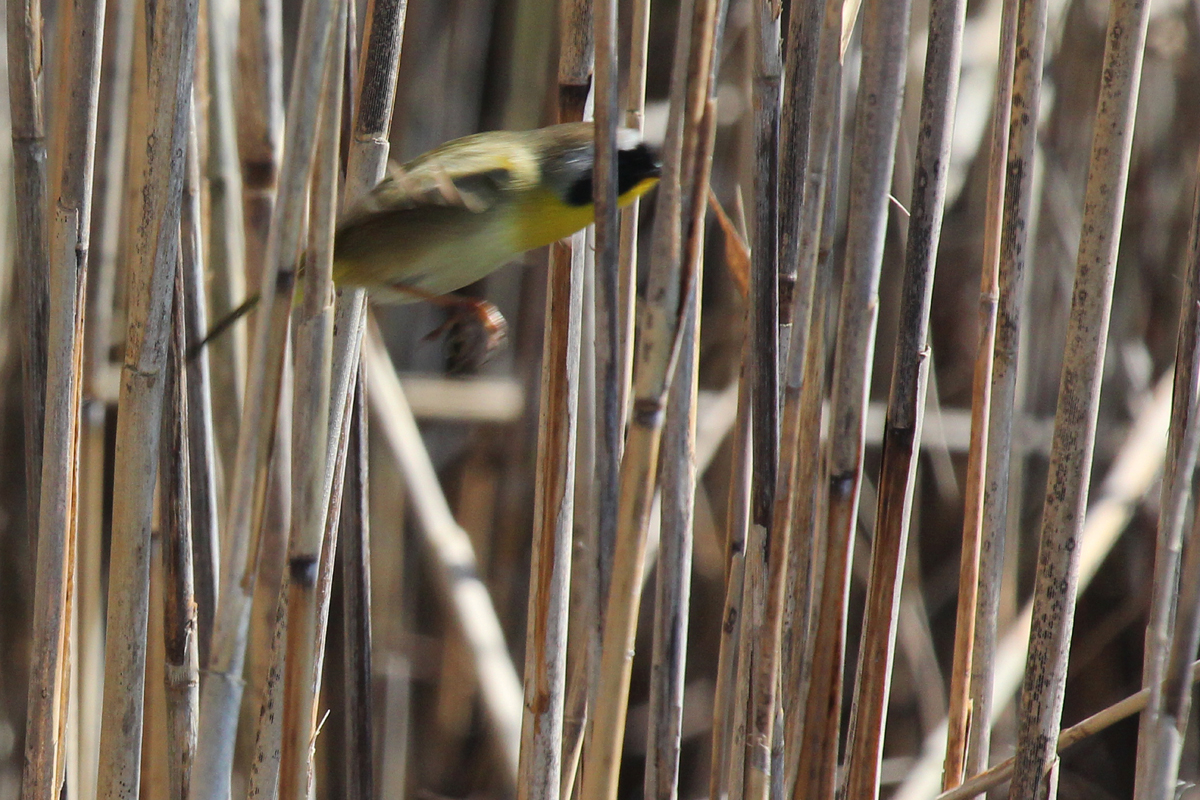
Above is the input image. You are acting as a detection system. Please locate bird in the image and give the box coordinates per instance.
[191,122,661,358]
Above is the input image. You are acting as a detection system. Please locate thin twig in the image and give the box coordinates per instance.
[937,661,1200,800]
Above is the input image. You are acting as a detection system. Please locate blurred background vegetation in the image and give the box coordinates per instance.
[0,0,1199,797]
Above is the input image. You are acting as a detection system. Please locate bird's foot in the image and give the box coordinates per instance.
[422,296,508,373]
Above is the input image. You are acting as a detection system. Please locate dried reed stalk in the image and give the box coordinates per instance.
[592,0,620,651]
[181,102,222,665]
[365,329,523,784]
[21,0,106,796]
[840,0,965,793]
[276,7,344,796]
[578,0,718,791]
[1133,142,1200,798]
[1006,0,1150,794]
[776,0,821,350]
[95,0,199,797]
[300,2,408,782]
[1139,470,1200,794]
[236,0,284,295]
[517,7,591,800]
[893,373,1174,800]
[792,0,911,794]
[616,0,651,418]
[192,0,339,792]
[742,1,782,798]
[163,264,199,800]
[644,85,717,800]
[202,0,248,483]
[709,349,751,800]
[77,4,136,786]
[6,0,50,538]
[781,139,838,797]
[944,0,1019,788]
[232,1,289,776]
[965,0,1051,781]
[323,0,407,593]
[776,3,843,791]
[937,661,1200,800]
[644,298,699,800]
[340,371,373,800]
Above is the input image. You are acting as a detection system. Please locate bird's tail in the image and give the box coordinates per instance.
[187,292,261,362]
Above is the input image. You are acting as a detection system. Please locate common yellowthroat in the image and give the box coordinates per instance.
[194,122,661,355]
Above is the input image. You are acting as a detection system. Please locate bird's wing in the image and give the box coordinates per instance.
[341,154,518,227]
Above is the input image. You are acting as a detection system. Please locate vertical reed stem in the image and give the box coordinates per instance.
[841,0,965,791]
[162,264,199,800]
[1007,0,1150,794]
[21,0,106,795]
[948,0,1019,788]
[96,0,198,796]
[793,0,911,794]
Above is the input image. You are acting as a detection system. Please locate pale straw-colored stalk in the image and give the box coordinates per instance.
[1005,0,1150,793]
[578,0,718,791]
[23,0,105,796]
[517,5,591,800]
[202,0,248,489]
[95,0,199,796]
[181,99,222,665]
[322,0,407,609]
[1132,148,1200,799]
[644,79,717,800]
[791,0,911,795]
[944,0,1018,788]
[965,0,1051,781]
[191,0,339,793]
[840,0,966,793]
[276,8,343,796]
[76,0,135,794]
